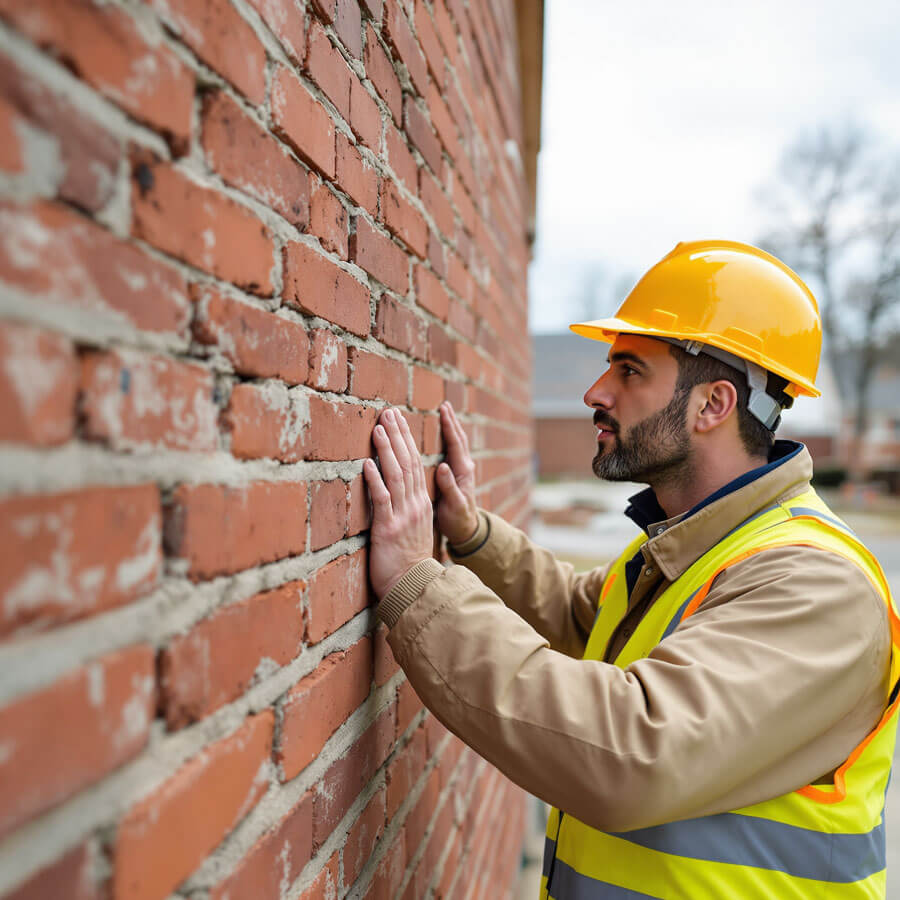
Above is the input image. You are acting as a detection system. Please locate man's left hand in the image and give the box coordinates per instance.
[363,407,435,599]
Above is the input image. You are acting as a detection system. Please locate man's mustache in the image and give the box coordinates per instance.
[593,411,619,433]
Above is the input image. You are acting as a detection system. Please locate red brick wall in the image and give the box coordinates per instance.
[0,0,533,896]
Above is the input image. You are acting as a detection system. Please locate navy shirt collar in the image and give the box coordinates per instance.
[623,440,804,535]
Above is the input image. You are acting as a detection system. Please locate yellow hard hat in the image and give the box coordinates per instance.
[569,240,822,399]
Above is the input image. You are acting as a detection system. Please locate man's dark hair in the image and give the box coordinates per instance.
[666,344,775,458]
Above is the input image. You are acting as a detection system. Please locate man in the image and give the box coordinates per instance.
[362,241,898,898]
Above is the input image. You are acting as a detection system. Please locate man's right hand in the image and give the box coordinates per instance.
[435,401,480,546]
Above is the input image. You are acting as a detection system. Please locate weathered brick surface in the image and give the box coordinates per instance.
[160,581,305,728]
[0,1,533,896]
[0,645,155,839]
[278,637,373,779]
[0,485,161,638]
[113,711,274,900]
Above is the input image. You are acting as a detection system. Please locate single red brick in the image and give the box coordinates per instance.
[113,711,274,900]
[386,726,426,821]
[0,199,189,336]
[305,20,351,121]
[428,227,446,278]
[423,412,441,454]
[272,67,336,179]
[374,296,427,358]
[309,479,349,551]
[202,90,309,229]
[448,296,476,341]
[336,133,379,215]
[351,218,409,294]
[81,349,217,452]
[436,832,462,898]
[0,320,77,446]
[160,581,304,728]
[414,0,444,83]
[309,175,349,258]
[422,710,449,755]
[350,75,382,151]
[246,0,306,62]
[210,791,313,900]
[5,843,100,900]
[396,678,424,736]
[131,155,274,296]
[413,266,449,321]
[0,54,119,209]
[192,285,309,385]
[404,96,442,174]
[334,0,363,57]
[0,485,160,638]
[307,328,349,392]
[364,24,401,125]
[278,636,373,778]
[0,0,193,149]
[165,482,307,580]
[148,0,265,104]
[419,169,455,240]
[383,0,428,96]
[299,852,339,900]
[344,788,386,885]
[403,766,439,859]
[384,124,417,192]
[308,394,380,460]
[312,703,395,846]
[305,548,371,643]
[283,241,370,337]
[0,645,155,840]
[348,347,407,404]
[425,79,459,160]
[224,382,310,462]
[347,474,372,536]
[367,833,406,899]
[380,179,427,258]
[443,377,466,410]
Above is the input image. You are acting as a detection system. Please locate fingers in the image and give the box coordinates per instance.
[363,458,392,522]
[372,420,405,505]
[440,402,471,468]
[396,409,426,496]
[437,462,468,510]
[381,409,415,498]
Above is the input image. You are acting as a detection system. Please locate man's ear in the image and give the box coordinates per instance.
[694,380,738,433]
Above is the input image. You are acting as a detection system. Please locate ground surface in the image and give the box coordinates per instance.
[513,480,900,898]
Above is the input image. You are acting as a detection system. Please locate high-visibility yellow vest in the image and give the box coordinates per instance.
[541,487,899,899]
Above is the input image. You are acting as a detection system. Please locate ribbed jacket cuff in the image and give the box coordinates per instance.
[448,511,490,558]
[376,558,446,629]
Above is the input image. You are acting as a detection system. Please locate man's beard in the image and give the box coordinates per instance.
[592,387,694,486]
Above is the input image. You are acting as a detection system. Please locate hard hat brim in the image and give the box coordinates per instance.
[569,318,822,399]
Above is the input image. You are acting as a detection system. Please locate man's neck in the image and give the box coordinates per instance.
[651,450,769,519]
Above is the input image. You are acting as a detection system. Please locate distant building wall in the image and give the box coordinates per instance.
[0,1,539,897]
[536,417,596,478]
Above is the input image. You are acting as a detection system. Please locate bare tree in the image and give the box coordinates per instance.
[757,124,900,454]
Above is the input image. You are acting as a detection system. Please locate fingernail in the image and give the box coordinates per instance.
[375,425,385,437]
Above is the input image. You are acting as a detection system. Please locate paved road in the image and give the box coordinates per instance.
[513,486,900,896]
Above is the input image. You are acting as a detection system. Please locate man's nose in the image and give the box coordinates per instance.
[583,370,614,410]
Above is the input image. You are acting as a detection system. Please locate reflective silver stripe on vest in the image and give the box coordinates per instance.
[787,506,858,536]
[609,813,885,883]
[658,590,699,642]
[545,851,661,899]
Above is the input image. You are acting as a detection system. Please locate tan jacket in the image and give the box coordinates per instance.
[376,447,891,833]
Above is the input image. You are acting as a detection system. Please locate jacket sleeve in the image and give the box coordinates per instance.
[444,509,611,658]
[377,545,890,833]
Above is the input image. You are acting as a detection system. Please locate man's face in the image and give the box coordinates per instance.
[582,335,693,485]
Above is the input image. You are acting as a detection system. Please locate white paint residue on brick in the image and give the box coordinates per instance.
[113,673,153,752]
[258,381,310,454]
[86,661,105,707]
[124,351,169,420]
[115,265,148,293]
[318,335,340,382]
[0,206,51,269]
[3,328,67,418]
[0,739,15,767]
[122,52,159,102]
[4,507,76,617]
[115,517,159,592]
[201,228,217,270]
[14,116,63,194]
[77,565,106,596]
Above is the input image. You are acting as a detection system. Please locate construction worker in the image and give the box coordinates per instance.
[362,241,898,898]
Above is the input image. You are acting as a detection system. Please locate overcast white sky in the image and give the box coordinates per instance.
[528,0,900,334]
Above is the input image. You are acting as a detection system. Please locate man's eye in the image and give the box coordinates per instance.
[622,365,637,377]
